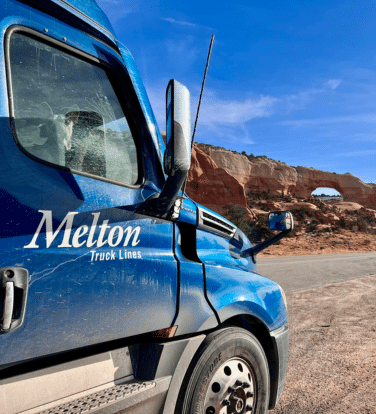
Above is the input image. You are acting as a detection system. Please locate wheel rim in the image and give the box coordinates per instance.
[203,357,256,414]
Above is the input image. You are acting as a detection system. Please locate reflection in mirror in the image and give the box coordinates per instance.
[269,211,294,231]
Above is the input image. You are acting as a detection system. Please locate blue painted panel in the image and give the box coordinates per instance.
[0,210,177,365]
[118,43,166,170]
[196,228,287,330]
[0,2,115,66]
[180,197,198,226]
[51,0,115,35]
[0,115,176,366]
[196,228,255,273]
[0,3,177,365]
[204,264,288,331]
[173,225,216,335]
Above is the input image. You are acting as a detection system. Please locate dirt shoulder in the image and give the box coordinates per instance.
[271,274,376,414]
[259,229,376,257]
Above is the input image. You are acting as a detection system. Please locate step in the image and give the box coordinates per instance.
[35,377,171,414]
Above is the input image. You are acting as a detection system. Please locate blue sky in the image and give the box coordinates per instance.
[96,0,376,190]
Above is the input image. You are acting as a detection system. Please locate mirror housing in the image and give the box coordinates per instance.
[269,211,294,231]
[241,210,294,263]
[141,80,191,220]
[164,79,192,177]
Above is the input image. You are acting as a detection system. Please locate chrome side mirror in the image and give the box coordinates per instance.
[141,80,191,220]
[241,211,294,263]
[269,211,294,231]
[165,79,191,177]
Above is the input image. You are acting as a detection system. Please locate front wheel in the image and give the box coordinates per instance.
[175,327,270,414]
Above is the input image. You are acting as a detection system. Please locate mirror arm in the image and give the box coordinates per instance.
[240,228,292,263]
[154,171,187,217]
[137,170,187,220]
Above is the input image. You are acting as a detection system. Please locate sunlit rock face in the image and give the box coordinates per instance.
[187,145,248,215]
[186,144,376,212]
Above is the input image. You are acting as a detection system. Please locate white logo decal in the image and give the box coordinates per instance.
[24,210,141,250]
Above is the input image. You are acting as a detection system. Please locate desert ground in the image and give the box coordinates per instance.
[259,228,376,257]
[270,274,376,414]
[253,200,376,413]
[251,200,376,258]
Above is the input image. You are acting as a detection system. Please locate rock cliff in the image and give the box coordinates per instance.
[186,144,376,212]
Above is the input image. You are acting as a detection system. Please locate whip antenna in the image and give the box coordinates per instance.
[191,34,215,147]
[182,34,215,195]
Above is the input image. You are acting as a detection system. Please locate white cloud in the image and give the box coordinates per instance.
[145,78,349,140]
[97,0,121,4]
[334,149,376,157]
[276,88,322,113]
[96,0,143,21]
[162,17,213,31]
[198,123,254,145]
[280,113,376,128]
[163,17,198,28]
[200,94,278,126]
[325,79,342,90]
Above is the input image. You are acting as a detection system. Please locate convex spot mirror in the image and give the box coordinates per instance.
[165,79,191,177]
[268,211,294,231]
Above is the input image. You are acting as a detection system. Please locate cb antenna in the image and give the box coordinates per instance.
[182,34,215,195]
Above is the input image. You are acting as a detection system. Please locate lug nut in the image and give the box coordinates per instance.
[246,391,254,398]
[222,399,230,406]
[228,386,235,393]
[235,380,243,386]
[246,405,253,411]
[243,381,251,388]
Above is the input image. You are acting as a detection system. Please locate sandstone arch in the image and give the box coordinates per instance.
[187,145,376,213]
[293,167,375,205]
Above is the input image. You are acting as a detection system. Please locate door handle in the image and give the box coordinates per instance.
[3,282,14,330]
[0,268,29,334]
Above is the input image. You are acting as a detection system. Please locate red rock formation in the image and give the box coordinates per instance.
[294,167,376,206]
[187,145,248,215]
[186,144,376,213]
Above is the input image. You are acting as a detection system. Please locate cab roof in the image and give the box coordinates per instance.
[23,0,117,46]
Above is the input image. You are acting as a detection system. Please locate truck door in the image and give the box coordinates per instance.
[0,29,177,367]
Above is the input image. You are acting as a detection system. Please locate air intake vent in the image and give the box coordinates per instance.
[198,208,236,239]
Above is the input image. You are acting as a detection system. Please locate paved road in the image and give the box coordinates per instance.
[257,252,376,293]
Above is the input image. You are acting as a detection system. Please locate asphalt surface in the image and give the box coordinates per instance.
[257,251,376,293]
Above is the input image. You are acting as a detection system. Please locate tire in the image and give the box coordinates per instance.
[175,327,270,414]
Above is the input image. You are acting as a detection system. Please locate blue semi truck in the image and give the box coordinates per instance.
[0,1,292,413]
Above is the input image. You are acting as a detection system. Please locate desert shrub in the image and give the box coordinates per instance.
[306,223,318,233]
[300,206,314,217]
[335,216,352,230]
[282,194,293,202]
[223,203,257,237]
[247,189,278,202]
[254,214,274,241]
[223,204,276,243]
[353,213,376,232]
[310,198,329,213]
[291,207,313,221]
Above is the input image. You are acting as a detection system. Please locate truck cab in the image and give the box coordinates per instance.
[0,1,290,413]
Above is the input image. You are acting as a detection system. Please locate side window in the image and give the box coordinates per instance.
[8,32,139,186]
